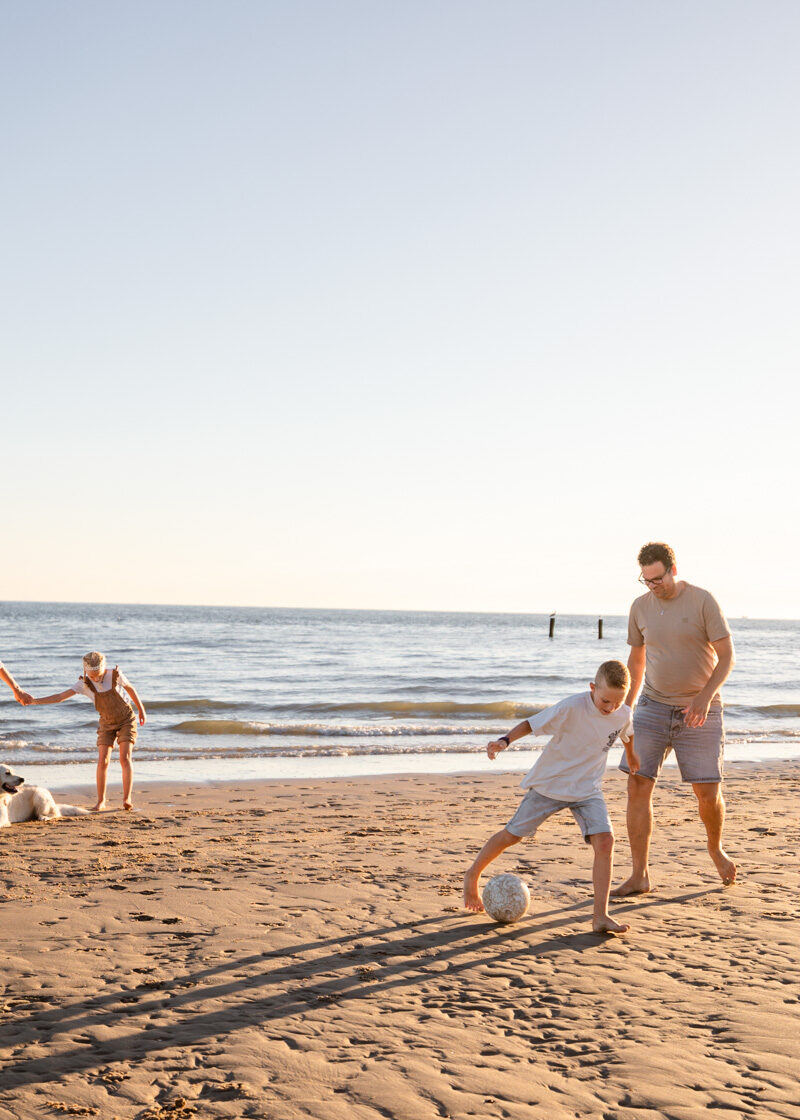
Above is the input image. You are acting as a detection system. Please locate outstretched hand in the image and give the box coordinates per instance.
[15,691,33,706]
[487,739,507,760]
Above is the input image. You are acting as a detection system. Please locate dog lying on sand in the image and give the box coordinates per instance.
[0,764,90,827]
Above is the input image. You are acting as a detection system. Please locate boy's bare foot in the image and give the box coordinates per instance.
[92,801,106,812]
[593,915,630,935]
[710,847,737,885]
[123,800,134,811]
[610,873,651,898]
[463,870,484,912]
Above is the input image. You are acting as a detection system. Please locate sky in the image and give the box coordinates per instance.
[3,1,799,617]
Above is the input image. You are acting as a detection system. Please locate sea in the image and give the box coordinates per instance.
[1,602,798,789]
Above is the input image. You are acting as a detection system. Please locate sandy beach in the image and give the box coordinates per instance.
[1,761,799,1120]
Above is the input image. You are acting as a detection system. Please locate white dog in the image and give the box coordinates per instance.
[0,764,90,827]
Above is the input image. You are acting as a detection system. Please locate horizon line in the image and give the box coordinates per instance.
[0,599,795,622]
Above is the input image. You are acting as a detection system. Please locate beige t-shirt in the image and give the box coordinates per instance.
[628,583,731,706]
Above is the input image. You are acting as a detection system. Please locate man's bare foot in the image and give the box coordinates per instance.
[593,915,630,935]
[710,847,737,885]
[610,873,651,899]
[463,870,484,912]
[123,800,134,811]
[92,801,106,812]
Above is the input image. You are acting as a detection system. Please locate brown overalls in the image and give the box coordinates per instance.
[85,667,138,750]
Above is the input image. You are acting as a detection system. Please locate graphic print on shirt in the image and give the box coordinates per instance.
[604,728,624,751]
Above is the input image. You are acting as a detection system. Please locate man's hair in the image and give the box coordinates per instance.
[637,541,676,570]
[596,660,630,691]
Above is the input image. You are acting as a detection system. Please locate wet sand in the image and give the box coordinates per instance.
[1,762,799,1119]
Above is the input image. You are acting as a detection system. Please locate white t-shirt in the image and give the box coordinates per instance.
[71,669,132,700]
[519,692,633,802]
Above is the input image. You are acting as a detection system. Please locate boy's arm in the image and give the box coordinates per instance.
[30,689,78,706]
[123,681,147,726]
[488,719,532,760]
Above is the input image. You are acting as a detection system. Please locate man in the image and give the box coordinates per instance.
[612,542,736,896]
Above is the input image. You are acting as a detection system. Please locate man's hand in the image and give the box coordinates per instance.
[15,691,33,706]
[487,739,508,761]
[682,693,711,728]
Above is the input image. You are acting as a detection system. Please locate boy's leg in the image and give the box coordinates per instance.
[610,773,656,897]
[120,741,134,810]
[589,832,629,934]
[95,747,112,811]
[463,828,522,911]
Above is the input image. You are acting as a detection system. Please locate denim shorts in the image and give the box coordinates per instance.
[507,789,613,843]
[619,693,724,784]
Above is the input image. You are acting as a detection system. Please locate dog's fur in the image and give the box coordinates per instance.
[0,764,90,827]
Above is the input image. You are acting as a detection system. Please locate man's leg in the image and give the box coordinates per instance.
[590,832,629,934]
[692,782,736,884]
[610,773,656,897]
[463,828,522,911]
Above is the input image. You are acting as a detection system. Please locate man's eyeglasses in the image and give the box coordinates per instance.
[638,573,669,587]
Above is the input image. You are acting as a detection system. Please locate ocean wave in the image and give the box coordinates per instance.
[170,719,502,738]
[281,699,543,719]
[146,698,244,712]
[746,703,800,717]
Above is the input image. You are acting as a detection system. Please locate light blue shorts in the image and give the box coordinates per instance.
[619,693,724,784]
[507,789,613,843]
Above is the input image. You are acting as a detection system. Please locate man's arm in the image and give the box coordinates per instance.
[626,645,646,708]
[682,636,735,727]
[623,732,641,775]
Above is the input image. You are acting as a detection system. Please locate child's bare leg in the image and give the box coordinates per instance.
[94,748,112,811]
[590,832,629,934]
[120,742,134,810]
[464,828,523,911]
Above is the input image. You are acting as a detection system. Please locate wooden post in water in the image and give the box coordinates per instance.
[549,612,556,639]
[598,617,604,640]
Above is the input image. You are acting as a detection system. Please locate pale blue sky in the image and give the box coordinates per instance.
[3,2,799,616]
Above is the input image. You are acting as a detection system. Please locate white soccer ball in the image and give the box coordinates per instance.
[482,873,531,924]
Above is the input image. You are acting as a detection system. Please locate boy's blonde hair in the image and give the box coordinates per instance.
[596,660,630,691]
[83,651,106,674]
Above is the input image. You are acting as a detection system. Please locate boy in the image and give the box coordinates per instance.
[463,660,639,934]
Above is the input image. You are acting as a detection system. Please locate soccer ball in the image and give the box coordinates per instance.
[482,873,531,924]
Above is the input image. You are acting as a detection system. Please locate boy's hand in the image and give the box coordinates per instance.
[15,691,33,705]
[627,750,641,774]
[487,739,507,760]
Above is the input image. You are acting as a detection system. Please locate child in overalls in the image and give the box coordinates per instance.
[30,652,147,811]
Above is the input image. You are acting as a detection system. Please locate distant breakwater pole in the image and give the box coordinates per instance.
[547,613,605,639]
